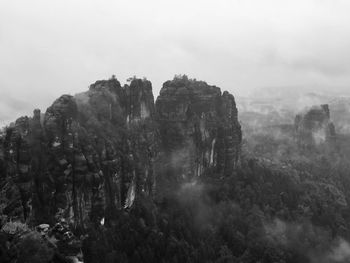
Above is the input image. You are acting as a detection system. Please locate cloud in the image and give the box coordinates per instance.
[0,92,34,127]
[1,0,350,124]
[327,239,350,263]
[264,218,350,263]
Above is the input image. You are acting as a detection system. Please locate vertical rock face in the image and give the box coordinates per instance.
[0,77,158,228]
[125,79,155,123]
[0,75,242,228]
[1,116,32,220]
[295,104,336,149]
[123,79,158,204]
[156,76,241,184]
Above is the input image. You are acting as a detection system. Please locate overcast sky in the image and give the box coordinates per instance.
[1,0,350,125]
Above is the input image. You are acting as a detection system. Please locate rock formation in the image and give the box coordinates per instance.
[295,104,336,149]
[0,75,241,229]
[156,75,241,184]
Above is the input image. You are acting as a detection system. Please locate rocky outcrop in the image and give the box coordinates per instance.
[0,77,159,229]
[1,116,32,221]
[295,104,336,149]
[0,75,241,229]
[156,75,241,184]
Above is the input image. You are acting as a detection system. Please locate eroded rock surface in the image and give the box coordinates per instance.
[0,76,241,229]
[295,104,336,149]
[156,76,241,185]
[0,78,159,229]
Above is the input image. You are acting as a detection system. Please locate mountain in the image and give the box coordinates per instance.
[0,75,241,229]
[156,76,241,189]
[295,104,336,149]
[2,77,350,263]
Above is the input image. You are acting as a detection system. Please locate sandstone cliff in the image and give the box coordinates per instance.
[0,75,241,229]
[156,75,241,186]
[295,104,336,149]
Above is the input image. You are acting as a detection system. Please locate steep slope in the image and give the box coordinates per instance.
[295,104,336,149]
[0,77,159,228]
[0,75,242,230]
[156,76,241,187]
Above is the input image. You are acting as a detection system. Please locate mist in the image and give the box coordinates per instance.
[2,0,350,125]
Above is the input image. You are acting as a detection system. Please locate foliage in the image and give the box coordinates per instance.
[80,150,350,263]
[16,232,54,263]
[0,222,55,263]
[1,221,30,236]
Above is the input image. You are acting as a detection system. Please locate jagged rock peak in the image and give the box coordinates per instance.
[0,75,243,228]
[125,78,155,122]
[295,104,336,148]
[160,75,221,96]
[156,75,241,182]
[89,77,122,92]
[0,76,159,227]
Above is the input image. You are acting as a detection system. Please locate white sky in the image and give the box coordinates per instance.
[1,0,350,125]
